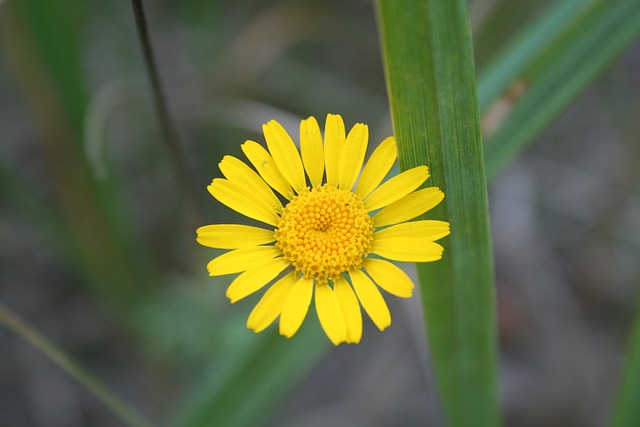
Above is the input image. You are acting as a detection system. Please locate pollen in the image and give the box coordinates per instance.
[275,184,374,283]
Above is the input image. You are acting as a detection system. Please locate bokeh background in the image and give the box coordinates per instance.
[1,0,639,426]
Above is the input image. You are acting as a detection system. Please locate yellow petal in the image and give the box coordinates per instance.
[241,140,293,199]
[218,155,282,210]
[279,276,314,338]
[354,136,397,198]
[362,258,414,298]
[348,269,391,331]
[300,116,324,188]
[208,178,279,226]
[324,113,345,187]
[373,187,445,227]
[226,257,290,303]
[333,276,362,344]
[315,282,347,346]
[373,220,450,242]
[364,165,430,212]
[338,123,368,191]
[371,238,444,262]
[196,224,275,249]
[263,120,307,193]
[206,245,282,276]
[247,272,297,333]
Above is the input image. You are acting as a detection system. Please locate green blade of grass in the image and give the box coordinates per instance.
[610,305,640,427]
[376,1,500,426]
[136,284,328,427]
[1,0,155,304]
[12,0,88,137]
[171,325,327,427]
[0,303,152,427]
[477,0,587,112]
[473,0,640,424]
[0,161,75,260]
[482,0,640,178]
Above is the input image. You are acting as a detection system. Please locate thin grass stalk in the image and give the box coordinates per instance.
[130,0,202,219]
[0,303,152,427]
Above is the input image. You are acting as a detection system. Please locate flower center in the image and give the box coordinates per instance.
[275,184,374,283]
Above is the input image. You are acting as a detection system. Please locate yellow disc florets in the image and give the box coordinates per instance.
[275,184,374,283]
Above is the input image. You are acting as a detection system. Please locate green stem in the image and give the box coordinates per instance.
[0,303,153,427]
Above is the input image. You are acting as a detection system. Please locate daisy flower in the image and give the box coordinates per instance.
[196,114,449,345]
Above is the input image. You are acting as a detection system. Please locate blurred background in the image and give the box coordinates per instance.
[1,0,639,426]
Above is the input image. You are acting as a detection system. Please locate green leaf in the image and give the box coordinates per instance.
[376,1,500,427]
[610,308,640,427]
[0,0,156,304]
[10,0,88,137]
[481,0,640,178]
[477,0,587,112]
[171,323,327,427]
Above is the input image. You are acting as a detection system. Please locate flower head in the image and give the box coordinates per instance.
[197,114,449,345]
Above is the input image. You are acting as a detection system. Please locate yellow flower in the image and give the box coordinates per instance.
[197,114,449,345]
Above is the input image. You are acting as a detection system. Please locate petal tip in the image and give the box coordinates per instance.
[246,319,261,332]
[378,319,392,331]
[417,165,429,175]
[225,288,238,303]
[279,329,295,339]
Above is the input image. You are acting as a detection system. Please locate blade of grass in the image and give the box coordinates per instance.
[1,0,155,304]
[376,1,500,427]
[11,0,88,136]
[0,303,152,427]
[0,161,75,260]
[135,284,327,427]
[477,0,588,112]
[474,1,640,424]
[482,0,640,177]
[610,304,640,427]
[171,325,327,427]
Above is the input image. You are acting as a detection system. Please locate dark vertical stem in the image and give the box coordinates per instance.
[130,0,202,220]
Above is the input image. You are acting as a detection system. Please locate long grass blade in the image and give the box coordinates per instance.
[477,0,587,112]
[376,1,500,426]
[0,303,152,427]
[1,0,155,304]
[610,306,640,427]
[482,0,640,177]
[171,326,327,427]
